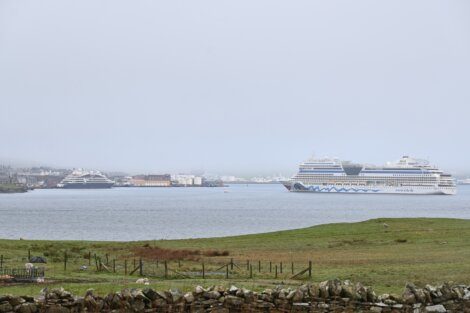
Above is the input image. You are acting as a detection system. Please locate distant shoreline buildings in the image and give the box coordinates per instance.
[458,178,470,185]
[0,164,289,191]
[128,174,172,187]
[219,175,287,184]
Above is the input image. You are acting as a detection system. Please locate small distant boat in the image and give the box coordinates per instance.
[224,189,229,193]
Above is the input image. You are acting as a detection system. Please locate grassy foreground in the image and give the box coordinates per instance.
[1,218,470,296]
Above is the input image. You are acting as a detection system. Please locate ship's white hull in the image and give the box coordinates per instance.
[284,182,456,195]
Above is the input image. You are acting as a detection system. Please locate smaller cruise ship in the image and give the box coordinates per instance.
[58,170,114,189]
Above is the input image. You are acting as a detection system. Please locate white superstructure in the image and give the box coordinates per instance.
[58,170,114,189]
[284,156,456,195]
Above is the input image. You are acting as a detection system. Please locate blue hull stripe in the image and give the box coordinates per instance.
[293,184,380,193]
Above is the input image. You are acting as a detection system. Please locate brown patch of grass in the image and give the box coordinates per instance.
[132,246,230,260]
[204,250,230,257]
[133,246,201,260]
[327,239,368,248]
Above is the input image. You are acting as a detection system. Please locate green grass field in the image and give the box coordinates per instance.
[1,218,470,296]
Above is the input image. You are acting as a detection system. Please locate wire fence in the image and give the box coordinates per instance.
[0,267,45,282]
[0,251,314,281]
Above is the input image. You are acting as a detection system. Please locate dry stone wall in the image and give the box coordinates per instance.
[1,280,470,312]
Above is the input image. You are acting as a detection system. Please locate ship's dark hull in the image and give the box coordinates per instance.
[61,183,114,189]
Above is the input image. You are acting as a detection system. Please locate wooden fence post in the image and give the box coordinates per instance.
[178,260,181,268]
[202,262,205,279]
[28,249,31,261]
[269,261,272,273]
[88,252,91,266]
[164,260,168,279]
[280,262,283,273]
[258,260,261,272]
[105,254,109,266]
[124,260,127,275]
[226,264,229,279]
[275,265,278,278]
[308,260,312,278]
[64,251,67,271]
[94,254,98,271]
[250,265,253,278]
[133,258,136,268]
[291,262,294,275]
[0,255,3,269]
[230,258,234,270]
[113,259,116,273]
[139,258,143,276]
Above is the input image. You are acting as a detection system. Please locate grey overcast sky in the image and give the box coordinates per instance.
[1,1,469,176]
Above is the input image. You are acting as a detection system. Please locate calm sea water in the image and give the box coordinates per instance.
[1,184,470,241]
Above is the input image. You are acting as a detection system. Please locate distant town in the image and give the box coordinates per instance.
[0,164,288,192]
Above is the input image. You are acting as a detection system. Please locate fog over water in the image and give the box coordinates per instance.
[1,1,470,175]
[1,184,470,241]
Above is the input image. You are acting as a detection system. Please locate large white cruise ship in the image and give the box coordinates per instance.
[57,170,115,189]
[283,156,456,195]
